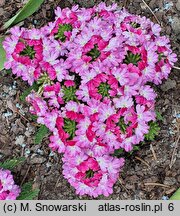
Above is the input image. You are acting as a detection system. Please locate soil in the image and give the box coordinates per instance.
[0,0,179,200]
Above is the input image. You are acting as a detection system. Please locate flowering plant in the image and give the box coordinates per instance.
[3,3,177,197]
[0,169,21,200]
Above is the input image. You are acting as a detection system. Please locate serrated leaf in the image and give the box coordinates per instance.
[17,182,39,200]
[170,188,180,200]
[128,145,140,155]
[112,148,124,157]
[34,125,49,144]
[20,82,39,101]
[156,111,163,121]
[5,69,12,75]
[145,121,160,141]
[0,36,6,71]
[2,0,44,30]
[0,157,25,171]
[30,115,38,121]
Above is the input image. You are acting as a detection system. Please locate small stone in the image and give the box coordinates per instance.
[24,130,31,137]
[126,183,134,190]
[0,149,12,156]
[30,145,40,152]
[22,0,29,3]
[3,85,9,93]
[128,175,139,183]
[9,89,16,96]
[0,7,3,16]
[171,17,180,35]
[176,0,180,11]
[163,177,176,186]
[0,0,5,6]
[164,99,170,105]
[162,196,169,200]
[30,155,46,164]
[144,176,159,183]
[161,79,176,92]
[15,135,25,145]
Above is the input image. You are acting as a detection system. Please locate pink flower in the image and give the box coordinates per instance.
[113,96,133,108]
[64,80,75,87]
[138,85,157,101]
[49,131,66,153]
[136,104,156,123]
[27,92,48,116]
[62,153,124,197]
[2,2,177,198]
[0,169,21,200]
[135,122,149,141]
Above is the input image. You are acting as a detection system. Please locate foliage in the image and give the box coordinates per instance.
[145,121,160,141]
[0,157,25,171]
[20,82,39,101]
[17,182,39,200]
[0,37,6,71]
[156,111,163,121]
[2,0,44,30]
[34,125,49,144]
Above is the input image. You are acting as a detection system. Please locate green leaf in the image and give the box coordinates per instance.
[30,115,38,121]
[17,182,39,200]
[128,145,140,155]
[170,188,180,200]
[87,44,100,61]
[20,82,39,101]
[124,51,141,66]
[145,121,160,141]
[63,118,77,140]
[156,111,163,121]
[2,0,44,30]
[54,24,72,42]
[98,82,110,98]
[34,125,49,144]
[0,36,6,71]
[62,86,77,103]
[0,157,25,171]
[112,148,124,157]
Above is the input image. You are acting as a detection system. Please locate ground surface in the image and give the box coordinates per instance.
[0,0,180,200]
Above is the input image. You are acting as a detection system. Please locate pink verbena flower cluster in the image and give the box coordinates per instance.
[0,169,21,200]
[3,3,177,197]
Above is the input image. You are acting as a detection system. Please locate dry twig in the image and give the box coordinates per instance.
[118,178,130,194]
[135,156,150,168]
[55,176,61,188]
[141,0,161,25]
[144,182,170,188]
[169,134,180,169]
[150,144,157,161]
[173,66,180,70]
[20,165,31,187]
[124,0,129,7]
